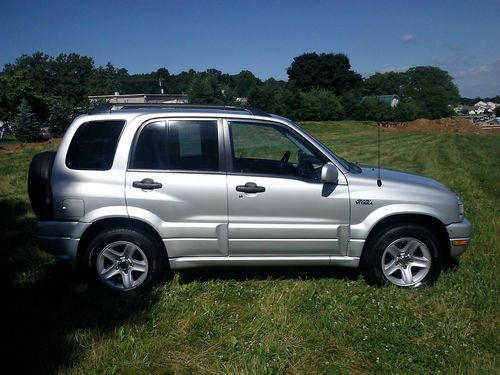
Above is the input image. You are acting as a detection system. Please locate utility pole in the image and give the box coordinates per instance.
[159,78,164,94]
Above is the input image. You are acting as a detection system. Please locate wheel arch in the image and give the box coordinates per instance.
[360,213,450,261]
[77,217,167,269]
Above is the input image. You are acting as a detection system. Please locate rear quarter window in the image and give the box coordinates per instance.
[66,120,125,170]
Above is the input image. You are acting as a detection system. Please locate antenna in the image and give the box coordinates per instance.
[376,121,382,187]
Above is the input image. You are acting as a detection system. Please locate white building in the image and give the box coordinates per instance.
[469,101,497,115]
[88,92,188,104]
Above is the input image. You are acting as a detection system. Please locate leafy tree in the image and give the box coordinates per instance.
[48,100,72,137]
[12,99,43,142]
[2,53,53,96]
[299,90,343,120]
[358,98,392,121]
[168,69,197,93]
[88,63,122,95]
[362,72,406,97]
[392,101,419,121]
[119,67,169,94]
[188,75,222,104]
[404,66,459,119]
[287,52,362,95]
[279,82,304,118]
[50,53,95,106]
[0,51,465,124]
[0,54,50,122]
[495,106,500,117]
[248,79,305,118]
[231,70,261,98]
[460,97,481,106]
[248,78,285,113]
[339,91,362,119]
[487,95,500,104]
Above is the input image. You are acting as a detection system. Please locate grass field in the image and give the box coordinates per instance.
[0,122,499,374]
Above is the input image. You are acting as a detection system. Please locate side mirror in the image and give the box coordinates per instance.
[321,163,338,184]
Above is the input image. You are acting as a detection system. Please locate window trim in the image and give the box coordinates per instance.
[223,119,328,182]
[127,117,225,174]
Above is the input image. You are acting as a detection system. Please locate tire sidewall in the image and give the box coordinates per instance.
[85,228,164,292]
[363,224,442,287]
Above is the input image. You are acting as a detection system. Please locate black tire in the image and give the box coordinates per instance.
[362,224,442,288]
[84,228,166,292]
[28,151,56,219]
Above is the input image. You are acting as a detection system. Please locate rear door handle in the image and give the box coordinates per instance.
[133,178,162,190]
[236,182,266,193]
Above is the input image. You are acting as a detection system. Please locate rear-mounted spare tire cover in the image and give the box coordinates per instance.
[28,151,56,219]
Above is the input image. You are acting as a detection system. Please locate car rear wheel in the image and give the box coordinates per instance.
[362,224,442,287]
[85,228,166,291]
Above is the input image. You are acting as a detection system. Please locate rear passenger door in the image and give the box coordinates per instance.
[125,119,228,257]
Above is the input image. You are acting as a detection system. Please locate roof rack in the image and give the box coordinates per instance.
[88,103,271,117]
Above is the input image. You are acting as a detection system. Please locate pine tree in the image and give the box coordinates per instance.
[12,99,43,142]
[48,100,72,137]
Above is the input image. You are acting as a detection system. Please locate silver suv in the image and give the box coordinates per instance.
[28,104,471,291]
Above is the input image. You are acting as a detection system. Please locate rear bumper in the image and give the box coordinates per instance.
[446,219,472,258]
[37,221,90,267]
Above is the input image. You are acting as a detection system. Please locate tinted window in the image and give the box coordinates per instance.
[130,122,166,170]
[66,120,125,170]
[229,121,326,180]
[130,120,219,172]
[168,120,219,171]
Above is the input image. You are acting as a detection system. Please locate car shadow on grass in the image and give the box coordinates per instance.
[0,199,159,375]
[177,265,361,284]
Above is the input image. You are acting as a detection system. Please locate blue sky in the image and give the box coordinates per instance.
[1,0,499,97]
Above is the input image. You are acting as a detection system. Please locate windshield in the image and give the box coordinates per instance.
[291,121,357,172]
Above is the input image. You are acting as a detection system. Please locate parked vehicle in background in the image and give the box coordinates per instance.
[39,126,51,140]
[0,121,13,140]
[28,104,471,292]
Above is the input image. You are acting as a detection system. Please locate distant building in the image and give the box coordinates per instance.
[469,101,497,115]
[235,97,249,105]
[88,92,188,104]
[454,104,474,115]
[363,94,399,108]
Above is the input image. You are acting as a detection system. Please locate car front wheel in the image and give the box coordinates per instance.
[362,224,442,287]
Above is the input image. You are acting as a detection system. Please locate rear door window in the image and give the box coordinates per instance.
[66,120,125,170]
[130,119,220,172]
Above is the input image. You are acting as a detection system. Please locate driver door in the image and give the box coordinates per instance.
[225,120,350,257]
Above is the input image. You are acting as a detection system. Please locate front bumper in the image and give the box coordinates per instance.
[446,218,472,258]
[38,221,90,267]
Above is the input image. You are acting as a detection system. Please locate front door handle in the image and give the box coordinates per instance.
[236,182,266,193]
[133,178,162,190]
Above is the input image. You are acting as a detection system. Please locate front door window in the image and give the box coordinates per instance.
[229,121,326,180]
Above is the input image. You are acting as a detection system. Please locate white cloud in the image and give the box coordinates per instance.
[455,65,490,78]
[378,66,409,74]
[451,59,500,97]
[401,34,415,42]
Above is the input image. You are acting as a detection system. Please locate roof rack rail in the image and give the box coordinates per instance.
[88,103,271,117]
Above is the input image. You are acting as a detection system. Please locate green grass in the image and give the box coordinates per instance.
[0,122,499,374]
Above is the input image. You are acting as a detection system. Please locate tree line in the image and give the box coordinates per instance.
[1,51,462,140]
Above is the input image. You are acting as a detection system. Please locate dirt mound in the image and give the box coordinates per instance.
[380,118,498,134]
